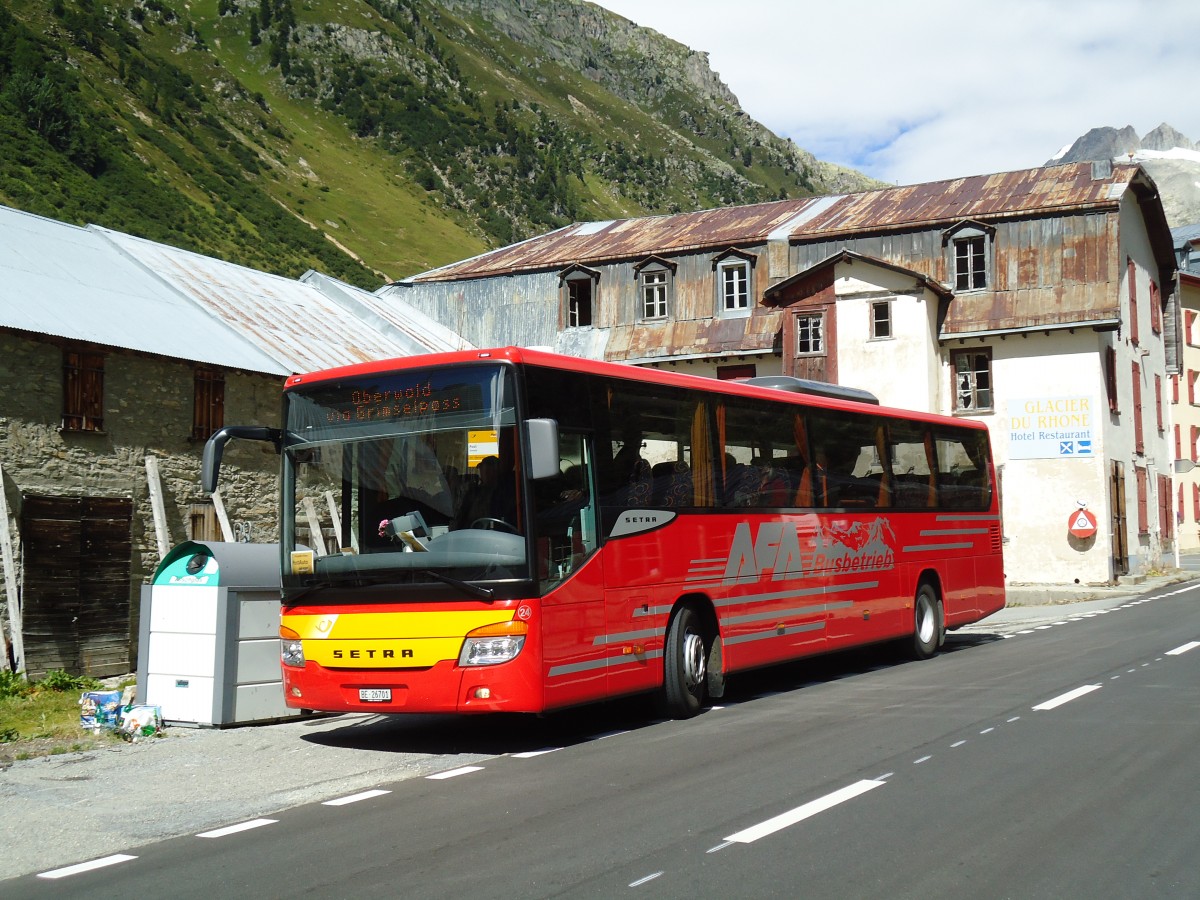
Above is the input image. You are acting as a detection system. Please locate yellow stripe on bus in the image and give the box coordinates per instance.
[304,637,467,669]
[284,610,514,640]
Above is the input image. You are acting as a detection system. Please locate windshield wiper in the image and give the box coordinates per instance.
[420,569,495,600]
[285,571,494,602]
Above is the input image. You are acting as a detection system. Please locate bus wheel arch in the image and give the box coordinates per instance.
[658,596,722,718]
[909,574,945,660]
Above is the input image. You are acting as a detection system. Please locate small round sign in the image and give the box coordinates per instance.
[1068,508,1098,539]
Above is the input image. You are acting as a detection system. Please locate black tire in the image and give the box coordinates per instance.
[909,582,944,660]
[660,605,710,718]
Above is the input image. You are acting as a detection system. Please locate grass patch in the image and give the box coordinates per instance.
[0,670,134,765]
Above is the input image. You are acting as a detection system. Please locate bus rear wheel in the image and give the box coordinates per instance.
[660,605,711,719]
[909,582,944,660]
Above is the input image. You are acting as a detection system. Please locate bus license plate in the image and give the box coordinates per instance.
[359,689,391,702]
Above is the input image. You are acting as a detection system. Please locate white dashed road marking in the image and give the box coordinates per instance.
[724,779,885,844]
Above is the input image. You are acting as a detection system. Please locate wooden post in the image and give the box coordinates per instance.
[325,490,357,552]
[144,456,171,560]
[211,489,235,542]
[0,463,25,674]
[302,496,327,557]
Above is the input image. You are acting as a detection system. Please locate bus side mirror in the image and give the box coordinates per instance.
[202,425,282,493]
[524,418,560,481]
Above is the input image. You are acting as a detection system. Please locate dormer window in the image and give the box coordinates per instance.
[942,220,995,293]
[634,256,676,321]
[559,263,600,328]
[713,248,757,318]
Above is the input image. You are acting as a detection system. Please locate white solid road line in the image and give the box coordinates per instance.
[724,779,885,844]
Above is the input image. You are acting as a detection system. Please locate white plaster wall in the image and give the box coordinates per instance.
[1173,281,1200,551]
[1117,193,1174,571]
[833,276,938,411]
[973,333,1114,584]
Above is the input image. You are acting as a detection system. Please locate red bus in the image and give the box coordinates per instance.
[203,347,1004,719]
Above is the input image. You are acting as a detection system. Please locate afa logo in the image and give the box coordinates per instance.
[722,517,897,584]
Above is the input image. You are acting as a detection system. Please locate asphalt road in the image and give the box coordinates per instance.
[3,577,1199,898]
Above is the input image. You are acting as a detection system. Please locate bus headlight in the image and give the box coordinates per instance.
[280,626,305,668]
[458,620,528,666]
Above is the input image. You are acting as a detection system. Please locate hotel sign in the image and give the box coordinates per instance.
[1007,396,1096,460]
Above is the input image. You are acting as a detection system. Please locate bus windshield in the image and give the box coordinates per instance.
[280,364,529,593]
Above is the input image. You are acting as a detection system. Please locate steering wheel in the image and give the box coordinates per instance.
[470,517,518,533]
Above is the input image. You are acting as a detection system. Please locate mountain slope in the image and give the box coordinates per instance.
[1049,123,1200,227]
[0,0,880,286]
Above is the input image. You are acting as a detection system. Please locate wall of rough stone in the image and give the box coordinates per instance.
[0,331,285,672]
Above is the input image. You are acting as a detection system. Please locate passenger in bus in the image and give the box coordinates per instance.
[453,458,501,528]
[604,431,652,507]
[816,444,874,508]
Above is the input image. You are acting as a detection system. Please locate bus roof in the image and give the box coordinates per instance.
[284,346,988,432]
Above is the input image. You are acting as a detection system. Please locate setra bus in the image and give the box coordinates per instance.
[202,346,1004,719]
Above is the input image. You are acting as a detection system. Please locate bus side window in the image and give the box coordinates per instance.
[935,429,992,509]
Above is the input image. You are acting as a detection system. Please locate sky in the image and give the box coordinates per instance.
[591,0,1199,187]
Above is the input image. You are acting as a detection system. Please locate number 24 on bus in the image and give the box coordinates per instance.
[202,347,1004,719]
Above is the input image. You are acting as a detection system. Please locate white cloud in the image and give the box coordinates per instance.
[591,0,1200,185]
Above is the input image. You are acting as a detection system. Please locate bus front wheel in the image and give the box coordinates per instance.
[660,605,710,719]
[909,582,944,660]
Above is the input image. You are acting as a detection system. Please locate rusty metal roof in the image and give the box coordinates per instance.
[405,163,1146,283]
[405,199,823,282]
[790,162,1139,239]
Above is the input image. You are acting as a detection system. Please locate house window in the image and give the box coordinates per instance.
[1159,473,1173,542]
[795,314,824,355]
[954,236,987,291]
[566,277,593,328]
[951,348,993,413]
[1135,465,1148,536]
[1127,258,1140,346]
[1132,361,1144,454]
[1105,346,1119,412]
[1187,310,1198,347]
[870,300,892,339]
[718,260,751,315]
[62,350,105,432]
[1155,375,1163,433]
[1150,280,1161,334]
[193,368,225,441]
[717,364,756,380]
[640,268,669,320]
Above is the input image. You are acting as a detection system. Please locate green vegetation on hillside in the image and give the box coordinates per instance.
[0,0,877,284]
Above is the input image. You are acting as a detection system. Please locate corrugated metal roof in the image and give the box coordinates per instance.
[789,163,1139,239]
[403,163,1143,283]
[0,205,282,373]
[0,204,470,376]
[404,198,822,282]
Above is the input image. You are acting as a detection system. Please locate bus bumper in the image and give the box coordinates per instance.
[280,658,543,714]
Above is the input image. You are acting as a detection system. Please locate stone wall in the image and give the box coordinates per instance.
[0,331,285,672]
